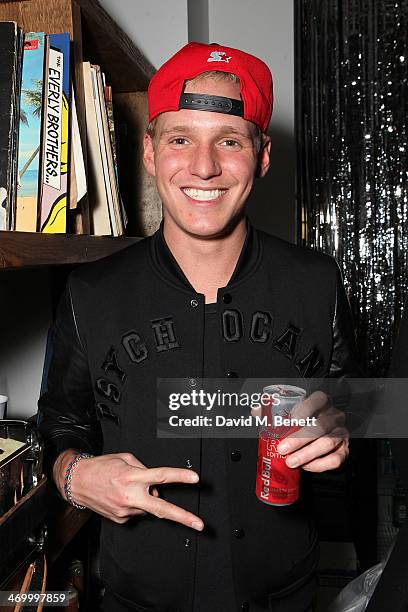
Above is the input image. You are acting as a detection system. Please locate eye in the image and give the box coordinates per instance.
[221,139,240,147]
[170,137,189,145]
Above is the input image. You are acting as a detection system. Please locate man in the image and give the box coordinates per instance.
[38,43,359,611]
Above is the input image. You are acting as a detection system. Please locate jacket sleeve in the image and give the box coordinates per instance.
[329,263,362,378]
[37,278,102,473]
[389,303,408,489]
[320,263,368,436]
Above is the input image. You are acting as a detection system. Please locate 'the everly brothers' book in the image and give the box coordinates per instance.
[39,32,71,233]
[15,32,45,232]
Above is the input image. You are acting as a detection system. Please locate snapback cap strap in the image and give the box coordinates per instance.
[179,93,244,117]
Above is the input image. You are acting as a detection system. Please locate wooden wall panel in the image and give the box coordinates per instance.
[0,0,74,34]
[114,92,162,237]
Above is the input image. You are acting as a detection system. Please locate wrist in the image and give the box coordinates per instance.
[53,449,78,497]
[64,452,94,509]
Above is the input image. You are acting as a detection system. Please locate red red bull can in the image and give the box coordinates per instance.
[256,385,306,506]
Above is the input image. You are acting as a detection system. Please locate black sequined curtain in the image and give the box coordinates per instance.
[296,0,408,375]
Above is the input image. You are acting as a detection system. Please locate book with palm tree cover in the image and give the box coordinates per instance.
[0,22,23,231]
[39,32,71,233]
[15,32,45,232]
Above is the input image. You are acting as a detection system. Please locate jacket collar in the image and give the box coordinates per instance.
[149,218,261,294]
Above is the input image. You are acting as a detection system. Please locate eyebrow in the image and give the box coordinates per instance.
[160,125,253,139]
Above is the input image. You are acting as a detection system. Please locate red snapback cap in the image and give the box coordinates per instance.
[148,42,273,133]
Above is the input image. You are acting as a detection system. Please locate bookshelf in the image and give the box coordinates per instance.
[0,0,162,267]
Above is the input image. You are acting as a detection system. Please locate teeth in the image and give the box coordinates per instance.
[183,188,226,201]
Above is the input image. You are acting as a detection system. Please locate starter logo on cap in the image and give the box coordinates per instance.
[207,51,231,63]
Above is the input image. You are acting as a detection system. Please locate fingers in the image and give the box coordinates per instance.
[282,432,349,470]
[292,396,346,430]
[143,496,204,531]
[117,456,200,489]
[277,406,346,455]
[291,390,329,418]
[123,465,203,529]
[299,439,349,473]
[292,392,345,427]
[140,466,200,487]
[120,455,161,499]
[251,405,261,418]
[292,427,348,465]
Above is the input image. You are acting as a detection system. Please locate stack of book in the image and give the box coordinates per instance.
[83,62,126,236]
[0,21,127,236]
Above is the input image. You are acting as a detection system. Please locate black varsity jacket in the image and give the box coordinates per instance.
[38,223,360,612]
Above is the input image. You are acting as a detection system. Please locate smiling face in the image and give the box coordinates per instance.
[143,76,271,241]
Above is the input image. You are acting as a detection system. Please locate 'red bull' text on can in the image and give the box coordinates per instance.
[256,384,306,506]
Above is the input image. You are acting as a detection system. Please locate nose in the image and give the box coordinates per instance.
[189,143,222,179]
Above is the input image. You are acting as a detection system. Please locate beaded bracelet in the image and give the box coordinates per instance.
[64,452,93,510]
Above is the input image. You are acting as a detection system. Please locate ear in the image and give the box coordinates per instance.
[143,133,156,177]
[256,135,271,178]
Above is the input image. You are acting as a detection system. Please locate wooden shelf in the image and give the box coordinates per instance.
[0,231,140,269]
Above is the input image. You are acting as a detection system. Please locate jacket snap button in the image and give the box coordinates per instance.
[184,538,191,548]
[189,378,197,387]
[234,528,245,539]
[190,299,199,308]
[222,293,232,304]
[185,459,193,468]
[226,371,238,378]
[231,450,242,462]
[241,603,249,611]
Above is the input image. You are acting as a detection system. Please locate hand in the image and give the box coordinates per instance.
[54,450,204,530]
[275,391,349,473]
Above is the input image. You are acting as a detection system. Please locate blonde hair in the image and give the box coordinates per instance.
[147,71,263,153]
[186,70,240,84]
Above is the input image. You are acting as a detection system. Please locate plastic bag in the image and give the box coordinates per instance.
[328,559,386,612]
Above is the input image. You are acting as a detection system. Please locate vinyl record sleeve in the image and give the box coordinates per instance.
[0,22,23,230]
